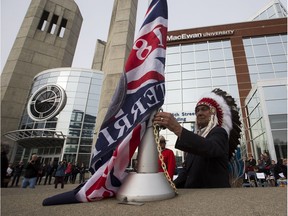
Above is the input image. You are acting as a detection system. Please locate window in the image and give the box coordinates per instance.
[197,78,211,87]
[182,52,194,64]
[183,89,197,102]
[71,112,83,122]
[79,146,92,153]
[48,15,59,34]
[64,145,78,153]
[166,90,181,103]
[166,64,180,73]
[195,50,209,62]
[166,80,181,90]
[66,137,79,144]
[269,43,285,55]
[269,114,287,129]
[80,138,93,146]
[82,123,94,130]
[244,35,287,84]
[57,18,67,38]
[263,85,286,100]
[182,79,196,88]
[37,10,49,31]
[266,100,287,115]
[213,77,227,86]
[166,72,181,81]
[210,49,224,61]
[182,70,196,79]
[253,45,269,57]
[81,129,94,138]
[167,53,181,65]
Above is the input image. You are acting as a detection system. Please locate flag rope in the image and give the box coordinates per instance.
[154,109,177,194]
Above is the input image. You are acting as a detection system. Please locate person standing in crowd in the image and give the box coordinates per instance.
[274,158,287,186]
[79,162,86,184]
[245,155,258,185]
[70,162,80,184]
[4,163,14,187]
[257,158,265,173]
[283,158,287,178]
[158,135,176,180]
[262,152,272,180]
[11,161,24,187]
[36,163,46,185]
[22,154,40,189]
[54,160,67,189]
[154,88,241,188]
[44,161,54,185]
[267,159,276,187]
[247,155,256,171]
[1,144,9,188]
[64,162,72,184]
[132,159,138,172]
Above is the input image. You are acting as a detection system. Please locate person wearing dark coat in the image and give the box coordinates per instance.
[173,126,230,188]
[1,144,9,188]
[154,89,241,188]
[274,159,287,186]
[11,161,24,187]
[22,154,40,188]
[44,161,54,185]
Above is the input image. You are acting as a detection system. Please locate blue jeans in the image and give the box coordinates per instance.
[22,177,37,188]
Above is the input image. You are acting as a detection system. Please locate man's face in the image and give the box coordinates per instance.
[196,105,211,128]
[31,155,38,162]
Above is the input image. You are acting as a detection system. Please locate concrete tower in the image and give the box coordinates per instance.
[1,0,82,152]
[92,0,138,138]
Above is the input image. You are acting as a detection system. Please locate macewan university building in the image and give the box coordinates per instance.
[2,0,287,166]
[162,17,287,162]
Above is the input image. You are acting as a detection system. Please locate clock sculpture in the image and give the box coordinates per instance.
[27,84,67,121]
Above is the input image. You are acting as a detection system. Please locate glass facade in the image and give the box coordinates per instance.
[164,34,287,161]
[246,89,268,158]
[243,34,287,85]
[243,33,287,161]
[245,81,287,161]
[162,40,241,156]
[16,68,103,166]
[263,84,287,159]
[251,0,287,21]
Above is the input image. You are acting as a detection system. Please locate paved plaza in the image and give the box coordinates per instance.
[1,183,287,216]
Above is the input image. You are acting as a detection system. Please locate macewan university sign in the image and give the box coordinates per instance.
[167,30,235,42]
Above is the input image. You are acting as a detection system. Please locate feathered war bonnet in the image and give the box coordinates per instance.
[195,88,242,159]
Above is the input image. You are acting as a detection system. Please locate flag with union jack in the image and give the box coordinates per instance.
[43,0,168,205]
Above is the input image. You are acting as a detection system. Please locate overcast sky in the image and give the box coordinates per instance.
[1,0,287,71]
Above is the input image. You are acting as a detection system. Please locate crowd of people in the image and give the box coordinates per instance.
[1,150,87,189]
[244,152,287,187]
[1,148,287,190]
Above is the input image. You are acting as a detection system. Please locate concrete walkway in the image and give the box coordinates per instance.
[1,184,287,216]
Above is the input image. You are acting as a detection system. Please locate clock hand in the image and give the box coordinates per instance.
[39,96,59,103]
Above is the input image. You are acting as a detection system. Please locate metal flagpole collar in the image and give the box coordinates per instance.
[116,110,176,202]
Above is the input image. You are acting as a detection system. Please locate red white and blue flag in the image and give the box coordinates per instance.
[43,0,168,205]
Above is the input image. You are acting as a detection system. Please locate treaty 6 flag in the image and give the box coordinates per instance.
[43,0,168,205]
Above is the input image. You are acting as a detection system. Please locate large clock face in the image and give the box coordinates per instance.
[27,84,67,121]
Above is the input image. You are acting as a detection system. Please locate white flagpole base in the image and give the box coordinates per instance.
[116,172,175,202]
[116,110,176,202]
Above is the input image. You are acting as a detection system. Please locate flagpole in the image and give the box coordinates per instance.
[116,110,176,202]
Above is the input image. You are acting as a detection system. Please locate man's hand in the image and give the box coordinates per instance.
[153,112,182,137]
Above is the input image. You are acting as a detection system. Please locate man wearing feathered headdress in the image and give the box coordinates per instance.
[153,88,242,188]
